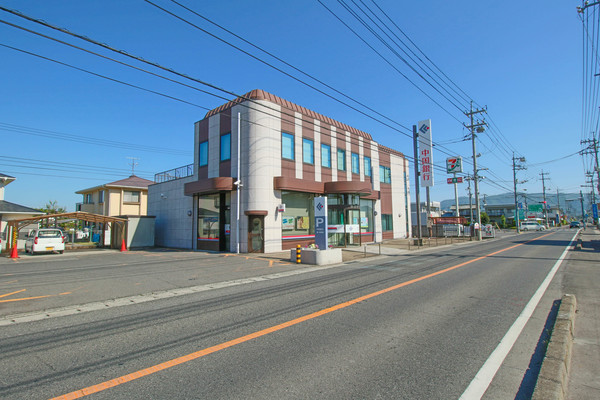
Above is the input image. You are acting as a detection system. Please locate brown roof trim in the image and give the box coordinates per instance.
[184,177,235,196]
[378,144,405,159]
[324,181,376,197]
[203,89,373,141]
[274,176,324,193]
[245,210,268,216]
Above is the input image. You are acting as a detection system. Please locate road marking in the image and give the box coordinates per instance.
[1,265,341,326]
[49,231,557,399]
[0,289,26,298]
[459,230,577,400]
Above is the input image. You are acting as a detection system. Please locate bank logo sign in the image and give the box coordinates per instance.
[418,119,433,187]
[446,156,463,174]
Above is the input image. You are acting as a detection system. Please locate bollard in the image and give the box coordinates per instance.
[296,244,301,264]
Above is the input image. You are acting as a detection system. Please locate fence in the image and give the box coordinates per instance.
[154,164,194,183]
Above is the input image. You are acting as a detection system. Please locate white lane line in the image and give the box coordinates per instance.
[459,231,579,399]
[0,264,340,326]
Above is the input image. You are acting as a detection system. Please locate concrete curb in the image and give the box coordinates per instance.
[532,294,577,400]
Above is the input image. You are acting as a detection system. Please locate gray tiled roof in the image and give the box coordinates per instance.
[0,200,43,214]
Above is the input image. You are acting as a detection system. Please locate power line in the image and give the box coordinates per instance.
[0,5,505,187]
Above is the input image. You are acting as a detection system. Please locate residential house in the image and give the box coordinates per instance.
[0,173,44,251]
[76,175,154,217]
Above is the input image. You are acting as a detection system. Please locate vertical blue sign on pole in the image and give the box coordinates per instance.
[314,196,328,250]
[593,203,598,221]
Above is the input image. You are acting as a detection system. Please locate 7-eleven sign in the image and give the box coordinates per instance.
[446,156,463,174]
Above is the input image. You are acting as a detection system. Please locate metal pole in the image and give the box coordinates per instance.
[513,153,520,233]
[454,173,460,217]
[471,105,482,240]
[236,112,241,254]
[580,190,586,228]
[412,125,422,240]
[426,186,431,238]
[541,170,549,227]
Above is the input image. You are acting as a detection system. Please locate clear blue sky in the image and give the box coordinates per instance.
[0,0,588,211]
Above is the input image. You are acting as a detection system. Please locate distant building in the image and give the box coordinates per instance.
[0,173,44,251]
[76,175,154,217]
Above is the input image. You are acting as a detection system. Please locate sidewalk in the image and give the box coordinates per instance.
[564,228,600,400]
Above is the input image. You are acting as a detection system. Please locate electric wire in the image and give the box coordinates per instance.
[0,5,514,192]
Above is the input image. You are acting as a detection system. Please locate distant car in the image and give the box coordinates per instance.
[25,228,65,254]
[521,222,546,231]
[569,221,581,229]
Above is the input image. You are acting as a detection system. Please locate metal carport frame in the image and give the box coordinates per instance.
[5,212,127,255]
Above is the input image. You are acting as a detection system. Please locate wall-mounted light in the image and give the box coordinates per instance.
[374,211,378,216]
[187,210,192,217]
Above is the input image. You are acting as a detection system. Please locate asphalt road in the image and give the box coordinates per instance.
[0,229,577,399]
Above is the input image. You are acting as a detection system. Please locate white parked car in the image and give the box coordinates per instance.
[25,229,66,254]
[521,222,546,231]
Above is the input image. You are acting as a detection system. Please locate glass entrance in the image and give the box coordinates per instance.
[248,215,264,253]
[326,194,366,247]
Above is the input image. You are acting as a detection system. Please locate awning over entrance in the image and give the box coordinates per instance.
[273,176,378,198]
[184,177,235,196]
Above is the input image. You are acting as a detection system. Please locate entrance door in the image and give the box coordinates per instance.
[248,216,264,253]
[345,208,361,246]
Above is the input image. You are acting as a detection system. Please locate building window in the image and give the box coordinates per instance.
[302,138,314,164]
[84,194,93,204]
[199,141,208,167]
[364,156,371,177]
[321,144,331,168]
[123,190,140,203]
[98,190,104,203]
[337,148,346,171]
[381,214,393,231]
[379,165,391,183]
[281,191,315,238]
[282,132,294,160]
[220,133,231,161]
[351,152,360,174]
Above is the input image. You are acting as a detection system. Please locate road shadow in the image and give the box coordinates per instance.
[514,299,561,399]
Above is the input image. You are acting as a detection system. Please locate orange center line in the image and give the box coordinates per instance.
[49,231,556,400]
[0,288,26,298]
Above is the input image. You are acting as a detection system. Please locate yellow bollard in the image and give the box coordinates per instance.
[296,244,301,264]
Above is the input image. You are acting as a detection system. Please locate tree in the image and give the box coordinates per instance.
[500,215,506,229]
[39,200,66,214]
[480,212,490,225]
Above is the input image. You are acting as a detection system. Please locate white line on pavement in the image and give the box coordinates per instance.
[0,264,340,326]
[458,230,579,399]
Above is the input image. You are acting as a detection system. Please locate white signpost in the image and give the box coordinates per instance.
[418,120,434,187]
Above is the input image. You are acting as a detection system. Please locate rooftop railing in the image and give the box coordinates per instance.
[154,164,194,183]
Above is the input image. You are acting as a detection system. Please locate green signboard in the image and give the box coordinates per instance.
[528,204,543,212]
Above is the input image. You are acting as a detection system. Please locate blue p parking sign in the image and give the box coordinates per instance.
[314,197,328,250]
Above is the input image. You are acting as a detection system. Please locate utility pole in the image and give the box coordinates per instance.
[412,125,421,241]
[557,188,561,225]
[465,101,487,240]
[580,190,586,228]
[540,171,550,227]
[512,153,526,233]
[466,175,473,224]
[581,138,600,198]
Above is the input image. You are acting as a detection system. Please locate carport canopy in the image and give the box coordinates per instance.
[6,212,127,249]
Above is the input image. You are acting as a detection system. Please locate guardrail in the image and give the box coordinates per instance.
[154,164,194,183]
